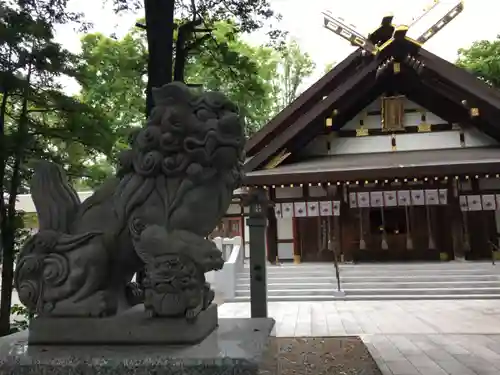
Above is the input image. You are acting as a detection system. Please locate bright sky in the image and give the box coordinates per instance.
[55,0,500,93]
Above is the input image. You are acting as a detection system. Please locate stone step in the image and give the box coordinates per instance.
[235,287,500,297]
[237,282,337,290]
[237,269,499,278]
[344,281,500,289]
[344,287,500,296]
[236,280,500,290]
[259,262,496,270]
[237,273,500,283]
[237,274,500,283]
[340,275,500,282]
[235,288,336,297]
[229,294,500,302]
[253,267,498,273]
[233,263,500,302]
[257,262,497,268]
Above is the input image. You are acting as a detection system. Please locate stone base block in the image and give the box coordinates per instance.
[28,303,218,345]
[0,317,275,375]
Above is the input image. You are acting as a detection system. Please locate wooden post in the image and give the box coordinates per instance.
[404,204,413,250]
[448,180,464,260]
[266,188,278,263]
[426,204,436,250]
[338,185,351,262]
[292,217,301,264]
[380,205,389,250]
[359,206,366,250]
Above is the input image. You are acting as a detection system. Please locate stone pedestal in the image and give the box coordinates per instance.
[28,304,218,345]
[0,317,275,375]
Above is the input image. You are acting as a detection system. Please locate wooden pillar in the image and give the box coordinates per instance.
[334,213,342,261]
[471,178,482,258]
[292,185,308,264]
[266,188,278,263]
[239,201,246,248]
[448,180,464,260]
[404,203,413,250]
[338,185,352,262]
[292,217,300,264]
[324,183,342,264]
[426,204,436,250]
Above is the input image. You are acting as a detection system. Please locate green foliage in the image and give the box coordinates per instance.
[78,21,280,137]
[0,0,115,335]
[324,61,337,74]
[271,39,315,112]
[78,23,315,137]
[457,37,500,89]
[185,21,279,135]
[10,304,30,333]
[109,0,287,44]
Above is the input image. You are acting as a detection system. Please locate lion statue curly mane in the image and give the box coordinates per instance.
[14,82,246,320]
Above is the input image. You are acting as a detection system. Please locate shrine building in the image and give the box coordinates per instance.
[219,4,500,263]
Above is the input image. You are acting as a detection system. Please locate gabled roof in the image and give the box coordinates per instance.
[244,36,500,174]
[244,49,366,156]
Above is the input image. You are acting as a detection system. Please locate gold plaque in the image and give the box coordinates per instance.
[382,95,405,131]
[418,123,431,132]
[356,127,369,137]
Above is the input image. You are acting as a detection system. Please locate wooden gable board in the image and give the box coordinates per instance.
[244,56,381,173]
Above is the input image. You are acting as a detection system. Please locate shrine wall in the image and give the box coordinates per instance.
[328,128,495,155]
[301,97,498,156]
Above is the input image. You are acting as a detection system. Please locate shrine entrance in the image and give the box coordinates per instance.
[346,187,457,262]
[296,216,336,262]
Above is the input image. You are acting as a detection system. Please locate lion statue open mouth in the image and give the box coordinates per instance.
[14,82,246,320]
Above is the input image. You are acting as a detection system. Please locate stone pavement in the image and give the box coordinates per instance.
[219,300,500,375]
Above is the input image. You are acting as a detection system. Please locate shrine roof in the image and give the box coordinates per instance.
[244,147,500,186]
[244,37,500,174]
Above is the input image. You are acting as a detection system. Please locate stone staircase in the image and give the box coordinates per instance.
[230,262,500,302]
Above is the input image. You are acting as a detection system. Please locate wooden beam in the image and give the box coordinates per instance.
[336,123,454,137]
[244,160,500,186]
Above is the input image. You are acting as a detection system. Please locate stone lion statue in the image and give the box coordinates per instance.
[14,82,245,320]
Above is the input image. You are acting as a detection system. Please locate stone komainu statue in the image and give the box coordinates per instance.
[14,82,245,320]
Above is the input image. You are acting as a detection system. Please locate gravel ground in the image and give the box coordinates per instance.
[259,336,382,375]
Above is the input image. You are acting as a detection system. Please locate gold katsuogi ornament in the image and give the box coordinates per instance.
[321,0,464,56]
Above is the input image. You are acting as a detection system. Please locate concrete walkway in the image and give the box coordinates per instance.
[219,300,500,375]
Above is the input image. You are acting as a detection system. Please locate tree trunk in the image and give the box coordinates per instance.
[0,228,15,336]
[0,88,10,335]
[144,0,175,117]
[0,90,8,224]
[173,31,187,82]
[0,64,32,336]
